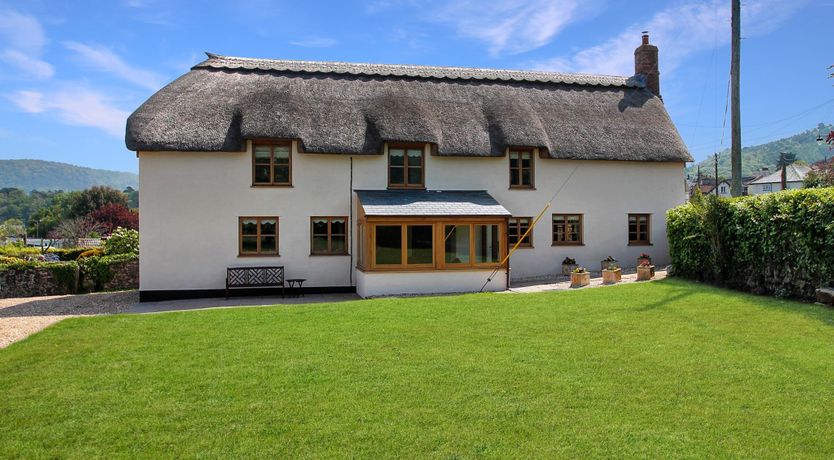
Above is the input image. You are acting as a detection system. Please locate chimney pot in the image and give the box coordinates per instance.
[642,32,649,45]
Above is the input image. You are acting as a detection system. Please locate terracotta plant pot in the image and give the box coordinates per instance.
[570,271,590,288]
[561,263,577,276]
[636,265,655,281]
[602,268,621,284]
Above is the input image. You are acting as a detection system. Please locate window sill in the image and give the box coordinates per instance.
[309,253,350,257]
[628,242,653,246]
[509,186,536,190]
[251,184,293,188]
[552,243,585,246]
[387,186,426,190]
[238,253,281,257]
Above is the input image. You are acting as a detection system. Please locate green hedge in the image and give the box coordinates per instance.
[0,246,90,261]
[79,253,138,291]
[667,188,834,299]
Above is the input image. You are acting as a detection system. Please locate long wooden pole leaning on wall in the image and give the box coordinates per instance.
[479,164,580,292]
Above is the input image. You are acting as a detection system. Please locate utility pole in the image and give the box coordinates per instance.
[714,153,719,196]
[730,0,742,197]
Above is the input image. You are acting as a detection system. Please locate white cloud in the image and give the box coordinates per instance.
[0,9,54,79]
[63,41,164,91]
[7,86,129,137]
[532,0,807,76]
[289,37,339,48]
[0,50,54,79]
[433,0,580,56]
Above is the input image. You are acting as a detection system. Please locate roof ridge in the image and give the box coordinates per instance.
[194,53,644,88]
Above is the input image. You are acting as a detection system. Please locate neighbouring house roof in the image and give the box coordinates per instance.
[125,53,692,162]
[750,164,812,184]
[355,190,511,216]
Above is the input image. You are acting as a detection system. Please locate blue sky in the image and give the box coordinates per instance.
[0,0,831,173]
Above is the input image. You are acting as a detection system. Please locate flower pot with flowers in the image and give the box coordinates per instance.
[602,262,622,284]
[636,259,655,281]
[600,255,618,273]
[637,252,652,267]
[561,257,577,276]
[570,266,590,288]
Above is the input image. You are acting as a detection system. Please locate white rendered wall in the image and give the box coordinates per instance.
[356,269,506,297]
[747,181,803,195]
[139,141,686,293]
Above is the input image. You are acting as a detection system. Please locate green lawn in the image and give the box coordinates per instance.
[2,279,834,458]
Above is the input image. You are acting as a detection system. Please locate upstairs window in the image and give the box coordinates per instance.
[253,141,291,186]
[509,149,534,188]
[508,217,533,248]
[388,144,425,189]
[628,214,651,245]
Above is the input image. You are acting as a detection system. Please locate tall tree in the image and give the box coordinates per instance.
[69,186,128,218]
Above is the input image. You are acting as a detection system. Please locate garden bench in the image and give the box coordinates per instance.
[226,265,284,299]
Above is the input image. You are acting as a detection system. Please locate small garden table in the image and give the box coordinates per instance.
[287,278,307,297]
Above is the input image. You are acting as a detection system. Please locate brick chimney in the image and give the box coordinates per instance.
[634,32,660,98]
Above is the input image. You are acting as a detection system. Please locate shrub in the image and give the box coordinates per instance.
[667,188,834,299]
[79,253,138,291]
[562,257,576,265]
[104,227,139,255]
[78,248,104,259]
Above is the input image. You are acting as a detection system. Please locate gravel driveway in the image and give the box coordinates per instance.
[0,290,138,348]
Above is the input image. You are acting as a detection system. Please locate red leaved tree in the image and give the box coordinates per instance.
[87,203,138,234]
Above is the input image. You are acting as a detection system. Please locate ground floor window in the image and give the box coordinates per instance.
[364,219,506,271]
[239,217,279,256]
[508,217,532,248]
[628,213,651,245]
[552,214,582,245]
[311,217,347,255]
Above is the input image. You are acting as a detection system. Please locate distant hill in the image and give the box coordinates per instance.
[686,123,833,178]
[0,160,138,192]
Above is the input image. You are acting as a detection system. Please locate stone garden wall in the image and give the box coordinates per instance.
[0,266,78,298]
[0,257,138,299]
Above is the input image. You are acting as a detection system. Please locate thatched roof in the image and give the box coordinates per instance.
[126,54,692,162]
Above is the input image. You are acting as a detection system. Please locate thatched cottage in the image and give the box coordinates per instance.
[127,34,691,300]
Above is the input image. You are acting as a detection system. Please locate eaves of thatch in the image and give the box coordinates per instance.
[126,54,692,162]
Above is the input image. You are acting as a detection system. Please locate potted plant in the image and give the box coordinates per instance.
[637,252,652,267]
[570,266,590,288]
[602,262,621,285]
[561,257,577,276]
[636,259,655,281]
[600,255,618,272]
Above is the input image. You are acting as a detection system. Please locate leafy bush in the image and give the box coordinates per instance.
[667,188,834,299]
[78,248,104,258]
[104,227,139,255]
[79,253,138,291]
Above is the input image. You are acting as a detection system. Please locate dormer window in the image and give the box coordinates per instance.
[388,143,425,189]
[253,141,292,186]
[509,148,534,189]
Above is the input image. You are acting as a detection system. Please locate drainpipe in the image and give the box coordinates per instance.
[349,156,354,287]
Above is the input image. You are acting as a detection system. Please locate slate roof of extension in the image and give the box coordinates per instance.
[355,190,511,216]
[125,53,692,163]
